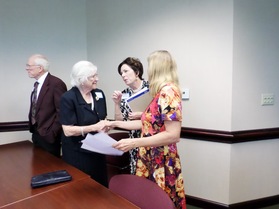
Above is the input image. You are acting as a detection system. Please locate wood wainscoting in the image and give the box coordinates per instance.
[1,121,278,144]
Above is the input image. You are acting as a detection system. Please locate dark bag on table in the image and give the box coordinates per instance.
[31,170,72,188]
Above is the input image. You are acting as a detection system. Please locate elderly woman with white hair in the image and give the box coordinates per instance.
[60,60,108,187]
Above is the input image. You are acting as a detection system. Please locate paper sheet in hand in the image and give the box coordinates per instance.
[81,132,124,156]
[126,87,153,112]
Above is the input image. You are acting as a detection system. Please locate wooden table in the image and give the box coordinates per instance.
[0,141,139,209]
[2,178,138,209]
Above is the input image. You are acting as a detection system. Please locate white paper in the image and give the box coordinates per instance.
[81,132,124,156]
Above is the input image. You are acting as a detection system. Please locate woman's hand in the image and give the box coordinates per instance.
[112,138,136,152]
[112,91,122,104]
[94,120,113,133]
[101,120,115,133]
[93,120,106,132]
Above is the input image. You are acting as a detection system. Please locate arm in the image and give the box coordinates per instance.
[60,90,108,137]
[113,90,143,120]
[112,90,124,121]
[112,120,181,152]
[48,79,67,135]
[128,111,143,120]
[108,120,142,131]
[114,84,182,152]
[62,120,106,137]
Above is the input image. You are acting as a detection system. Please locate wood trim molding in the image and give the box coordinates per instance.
[181,127,279,143]
[0,121,29,132]
[0,121,279,144]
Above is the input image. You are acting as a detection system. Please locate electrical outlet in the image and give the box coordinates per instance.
[261,93,274,106]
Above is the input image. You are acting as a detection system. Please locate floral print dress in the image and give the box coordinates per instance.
[136,83,186,209]
[120,80,149,174]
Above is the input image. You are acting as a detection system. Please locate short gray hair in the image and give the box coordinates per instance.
[70,60,97,87]
[33,54,50,72]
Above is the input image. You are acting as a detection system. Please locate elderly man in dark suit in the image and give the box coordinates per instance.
[26,54,67,157]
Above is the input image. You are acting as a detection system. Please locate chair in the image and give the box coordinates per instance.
[106,132,131,181]
[109,174,176,209]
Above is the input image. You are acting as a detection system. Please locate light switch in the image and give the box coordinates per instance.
[182,89,189,100]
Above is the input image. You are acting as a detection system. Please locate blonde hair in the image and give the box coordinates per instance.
[147,50,180,96]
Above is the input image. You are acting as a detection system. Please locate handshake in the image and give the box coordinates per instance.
[96,120,115,133]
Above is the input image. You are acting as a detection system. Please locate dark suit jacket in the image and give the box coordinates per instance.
[29,73,67,143]
[60,86,107,145]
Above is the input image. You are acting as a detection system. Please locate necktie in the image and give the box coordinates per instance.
[31,82,39,124]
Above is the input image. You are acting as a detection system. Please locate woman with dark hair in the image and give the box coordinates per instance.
[112,57,149,174]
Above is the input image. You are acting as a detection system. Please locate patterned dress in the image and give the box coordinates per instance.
[137,83,186,209]
[120,80,149,174]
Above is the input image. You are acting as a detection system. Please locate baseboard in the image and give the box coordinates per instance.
[187,194,279,209]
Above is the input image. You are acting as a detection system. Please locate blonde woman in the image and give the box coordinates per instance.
[106,50,186,209]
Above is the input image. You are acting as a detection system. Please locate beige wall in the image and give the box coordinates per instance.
[87,0,234,130]
[232,0,279,130]
[0,0,87,122]
[87,1,279,204]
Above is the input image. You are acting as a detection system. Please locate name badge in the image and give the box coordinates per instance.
[95,92,103,100]
[122,93,129,100]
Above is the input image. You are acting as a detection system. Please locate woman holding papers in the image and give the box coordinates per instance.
[60,61,108,187]
[107,51,186,209]
[112,57,149,175]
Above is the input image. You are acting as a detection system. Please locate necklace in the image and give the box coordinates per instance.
[131,80,143,93]
[82,91,94,110]
[90,93,94,110]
